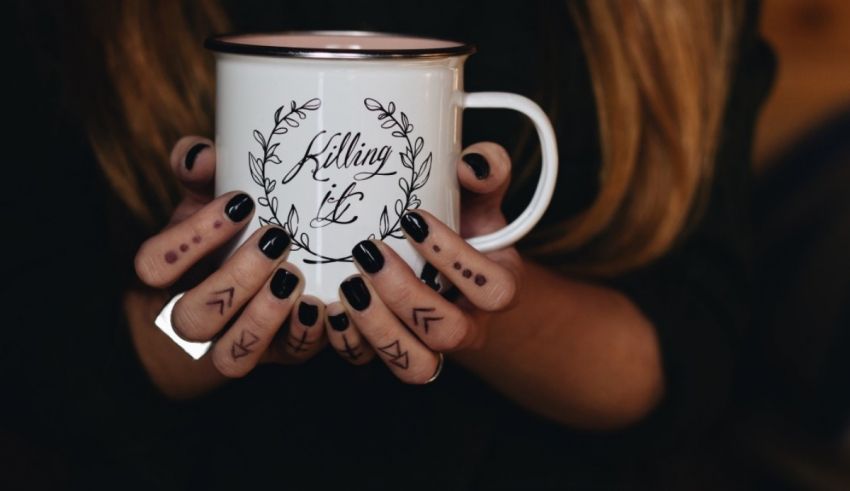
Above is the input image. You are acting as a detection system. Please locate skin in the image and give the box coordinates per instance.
[129,136,663,428]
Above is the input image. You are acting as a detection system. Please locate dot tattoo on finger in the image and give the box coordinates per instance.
[450,260,487,286]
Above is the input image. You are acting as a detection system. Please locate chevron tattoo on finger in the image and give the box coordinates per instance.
[207,287,235,315]
[412,307,443,333]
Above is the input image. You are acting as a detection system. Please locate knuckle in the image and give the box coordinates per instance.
[212,349,250,378]
[227,259,263,294]
[379,277,415,307]
[242,304,276,332]
[429,315,471,352]
[481,273,517,312]
[171,300,207,342]
[134,243,170,288]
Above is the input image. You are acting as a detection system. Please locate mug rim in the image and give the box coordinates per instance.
[204,30,476,59]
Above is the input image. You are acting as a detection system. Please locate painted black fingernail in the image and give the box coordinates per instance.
[463,152,490,180]
[185,142,209,171]
[352,240,384,274]
[225,193,254,222]
[328,313,350,332]
[298,302,319,326]
[341,277,371,311]
[258,228,290,259]
[400,212,429,243]
[270,268,298,299]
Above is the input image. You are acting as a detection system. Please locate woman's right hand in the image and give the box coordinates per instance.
[133,136,327,387]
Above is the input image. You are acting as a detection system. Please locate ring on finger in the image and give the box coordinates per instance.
[425,352,445,384]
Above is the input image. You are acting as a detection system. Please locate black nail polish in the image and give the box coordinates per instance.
[328,313,349,332]
[352,240,384,274]
[225,193,254,222]
[400,212,429,243]
[258,228,290,259]
[185,143,209,171]
[270,268,298,299]
[463,152,490,180]
[341,277,371,311]
[298,302,319,326]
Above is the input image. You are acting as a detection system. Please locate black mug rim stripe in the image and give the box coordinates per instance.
[204,30,476,59]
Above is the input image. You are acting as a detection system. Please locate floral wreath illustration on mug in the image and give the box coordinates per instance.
[248,97,433,264]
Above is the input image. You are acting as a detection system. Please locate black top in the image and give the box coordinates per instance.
[4,1,774,489]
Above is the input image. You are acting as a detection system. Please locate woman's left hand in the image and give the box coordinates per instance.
[325,143,523,383]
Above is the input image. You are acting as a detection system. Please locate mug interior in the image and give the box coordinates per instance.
[205,31,475,59]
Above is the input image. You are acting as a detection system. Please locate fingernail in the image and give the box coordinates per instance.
[225,193,254,222]
[185,142,209,171]
[298,302,319,326]
[462,152,490,180]
[352,240,384,274]
[328,312,350,332]
[341,277,370,311]
[270,268,298,299]
[400,212,429,243]
[258,228,290,259]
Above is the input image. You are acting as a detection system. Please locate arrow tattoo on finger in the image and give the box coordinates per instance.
[412,307,443,333]
[207,287,235,315]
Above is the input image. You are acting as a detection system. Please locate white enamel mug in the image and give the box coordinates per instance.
[206,31,558,303]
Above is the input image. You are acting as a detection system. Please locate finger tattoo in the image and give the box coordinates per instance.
[206,287,235,315]
[412,307,443,333]
[231,330,260,359]
[341,334,362,360]
[378,340,409,369]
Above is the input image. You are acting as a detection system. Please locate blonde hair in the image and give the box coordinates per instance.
[87,0,741,276]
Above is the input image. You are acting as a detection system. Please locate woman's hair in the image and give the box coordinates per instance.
[78,0,741,276]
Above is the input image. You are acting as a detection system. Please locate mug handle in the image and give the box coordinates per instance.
[462,92,558,252]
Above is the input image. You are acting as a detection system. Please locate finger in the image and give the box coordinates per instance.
[457,142,512,238]
[324,302,375,365]
[351,240,478,351]
[134,192,254,288]
[210,265,303,378]
[170,136,216,202]
[400,210,517,312]
[281,295,327,361]
[170,226,291,341]
[339,275,440,384]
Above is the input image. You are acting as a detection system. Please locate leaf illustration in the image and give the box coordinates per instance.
[409,194,421,208]
[389,229,405,239]
[303,98,321,110]
[400,152,413,169]
[258,197,269,206]
[273,126,288,135]
[274,106,284,125]
[300,232,310,249]
[284,116,300,128]
[249,152,263,186]
[286,204,299,231]
[268,143,279,155]
[258,216,272,227]
[391,130,405,138]
[265,179,276,193]
[413,153,432,190]
[399,177,410,194]
[401,112,409,129]
[379,206,390,236]
[253,130,266,148]
[271,196,279,214]
[406,124,414,133]
[266,154,281,165]
[291,100,297,111]
[377,113,388,120]
[290,242,302,252]
[368,233,376,240]
[381,119,396,129]
[414,136,424,156]
[387,101,396,114]
[364,98,382,111]
[394,198,404,217]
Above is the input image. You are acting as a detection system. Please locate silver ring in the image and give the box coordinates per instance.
[425,353,445,384]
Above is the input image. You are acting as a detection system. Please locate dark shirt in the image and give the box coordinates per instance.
[4,1,774,489]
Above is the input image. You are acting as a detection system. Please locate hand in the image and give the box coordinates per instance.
[325,143,523,383]
[133,136,327,380]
